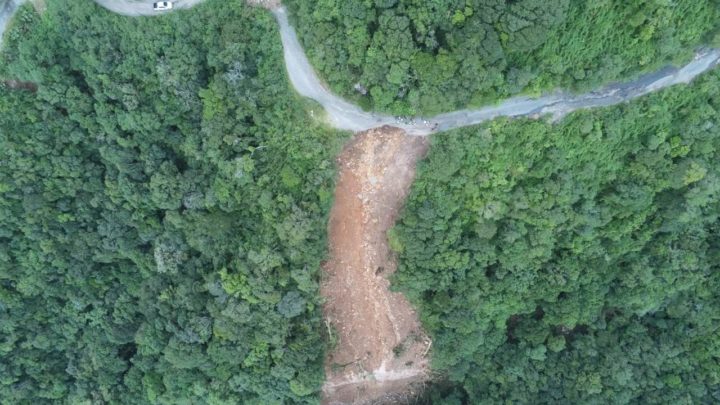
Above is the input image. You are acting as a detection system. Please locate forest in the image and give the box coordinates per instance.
[392,68,720,403]
[3,0,720,404]
[0,0,346,403]
[286,0,720,115]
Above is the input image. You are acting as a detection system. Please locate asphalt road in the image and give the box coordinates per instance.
[94,0,204,16]
[274,6,720,135]
[2,1,719,135]
[0,0,23,44]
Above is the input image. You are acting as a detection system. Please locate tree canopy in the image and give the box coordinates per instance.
[287,0,720,115]
[0,0,345,403]
[392,69,720,403]
[3,0,720,403]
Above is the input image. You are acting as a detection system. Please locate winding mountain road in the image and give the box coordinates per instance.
[93,0,204,16]
[0,0,23,43]
[2,0,720,133]
[3,2,720,403]
[273,6,720,135]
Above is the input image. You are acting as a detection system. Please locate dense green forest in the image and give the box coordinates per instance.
[392,70,720,403]
[4,0,720,403]
[287,0,720,115]
[0,0,345,403]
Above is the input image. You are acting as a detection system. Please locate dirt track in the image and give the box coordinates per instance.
[321,127,430,404]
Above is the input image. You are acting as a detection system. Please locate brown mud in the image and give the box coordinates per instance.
[321,126,431,405]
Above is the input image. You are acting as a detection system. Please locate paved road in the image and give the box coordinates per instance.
[2,1,719,135]
[274,7,720,135]
[430,50,720,133]
[94,0,204,16]
[0,0,23,44]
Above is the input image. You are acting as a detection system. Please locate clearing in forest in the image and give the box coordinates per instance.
[321,126,431,404]
[30,0,46,14]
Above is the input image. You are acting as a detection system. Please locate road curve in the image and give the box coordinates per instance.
[93,0,205,16]
[0,0,23,43]
[2,1,720,135]
[273,7,720,135]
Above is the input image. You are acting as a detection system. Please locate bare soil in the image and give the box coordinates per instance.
[321,126,431,405]
[30,0,46,14]
[3,79,37,92]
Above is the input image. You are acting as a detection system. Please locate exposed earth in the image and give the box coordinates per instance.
[3,79,37,92]
[321,127,431,404]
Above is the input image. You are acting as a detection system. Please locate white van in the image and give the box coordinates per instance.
[153,2,173,11]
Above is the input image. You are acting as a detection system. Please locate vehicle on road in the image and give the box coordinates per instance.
[153,1,173,11]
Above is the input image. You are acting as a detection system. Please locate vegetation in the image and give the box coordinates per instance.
[392,69,720,403]
[0,1,345,403]
[287,0,720,115]
[3,0,720,403]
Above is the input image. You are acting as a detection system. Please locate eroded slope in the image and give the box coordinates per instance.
[321,127,431,404]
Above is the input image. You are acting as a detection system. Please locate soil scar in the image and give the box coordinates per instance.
[321,126,431,405]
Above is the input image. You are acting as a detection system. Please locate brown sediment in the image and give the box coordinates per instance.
[321,126,431,405]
